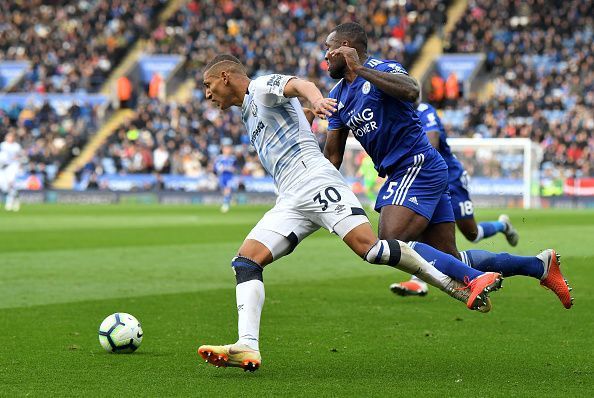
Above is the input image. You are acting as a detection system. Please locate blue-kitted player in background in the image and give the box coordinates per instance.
[214,139,237,213]
[417,102,518,246]
[390,102,520,296]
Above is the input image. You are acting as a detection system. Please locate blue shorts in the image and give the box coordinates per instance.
[219,174,234,190]
[449,171,474,220]
[375,149,455,224]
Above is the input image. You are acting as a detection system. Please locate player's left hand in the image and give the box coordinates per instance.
[329,46,362,73]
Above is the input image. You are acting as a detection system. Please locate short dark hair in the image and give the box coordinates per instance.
[332,22,368,51]
[204,54,243,73]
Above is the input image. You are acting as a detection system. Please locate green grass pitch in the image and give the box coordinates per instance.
[1,204,593,396]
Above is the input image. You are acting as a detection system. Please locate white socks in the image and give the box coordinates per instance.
[364,239,454,293]
[397,241,455,292]
[236,280,264,351]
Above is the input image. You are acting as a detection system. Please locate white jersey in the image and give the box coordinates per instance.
[241,74,330,192]
[0,141,22,166]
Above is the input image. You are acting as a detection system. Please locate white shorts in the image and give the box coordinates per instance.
[246,165,369,259]
[0,164,19,192]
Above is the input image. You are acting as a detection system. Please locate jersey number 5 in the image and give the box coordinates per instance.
[382,181,398,199]
[313,187,342,211]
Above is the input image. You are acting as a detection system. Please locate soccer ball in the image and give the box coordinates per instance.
[98,313,143,353]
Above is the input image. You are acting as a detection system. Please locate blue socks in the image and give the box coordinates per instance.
[475,221,506,242]
[461,250,544,279]
[411,242,484,282]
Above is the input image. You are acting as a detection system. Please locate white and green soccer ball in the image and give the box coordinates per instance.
[98,313,143,353]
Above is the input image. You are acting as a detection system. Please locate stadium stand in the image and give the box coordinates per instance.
[442,0,593,180]
[0,0,169,187]
[77,93,263,190]
[0,0,167,93]
[3,0,590,198]
[0,97,102,187]
[145,0,450,91]
[79,0,451,189]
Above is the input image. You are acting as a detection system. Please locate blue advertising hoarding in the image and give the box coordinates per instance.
[0,93,108,111]
[137,55,184,84]
[0,61,29,89]
[435,54,484,81]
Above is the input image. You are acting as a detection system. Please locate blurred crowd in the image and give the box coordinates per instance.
[442,0,593,179]
[146,0,448,92]
[82,0,449,186]
[0,0,166,93]
[0,100,101,186]
[80,93,263,188]
[2,0,592,193]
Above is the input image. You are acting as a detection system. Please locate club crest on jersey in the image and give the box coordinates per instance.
[250,101,258,117]
[362,81,371,94]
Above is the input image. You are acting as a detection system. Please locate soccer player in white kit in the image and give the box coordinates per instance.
[197,55,501,372]
[0,132,24,211]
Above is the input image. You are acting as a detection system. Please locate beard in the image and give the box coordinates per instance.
[328,62,346,79]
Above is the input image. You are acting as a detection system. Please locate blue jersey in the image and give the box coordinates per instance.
[328,57,432,177]
[214,154,237,178]
[416,102,464,183]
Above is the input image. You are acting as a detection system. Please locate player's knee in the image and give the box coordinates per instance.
[378,219,422,241]
[340,219,377,257]
[231,256,263,285]
[380,229,419,243]
[237,239,274,266]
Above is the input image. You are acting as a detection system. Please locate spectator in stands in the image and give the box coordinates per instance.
[117,76,133,109]
[148,73,164,100]
[429,73,445,107]
[445,72,460,106]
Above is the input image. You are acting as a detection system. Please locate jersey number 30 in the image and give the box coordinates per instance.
[313,187,342,211]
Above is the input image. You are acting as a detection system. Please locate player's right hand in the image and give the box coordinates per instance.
[311,98,337,119]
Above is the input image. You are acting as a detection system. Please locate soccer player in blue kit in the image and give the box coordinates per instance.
[391,102,556,297]
[415,102,519,246]
[214,140,237,213]
[322,22,573,309]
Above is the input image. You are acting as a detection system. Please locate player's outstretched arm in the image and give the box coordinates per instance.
[283,78,337,119]
[329,46,419,102]
[323,127,349,170]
